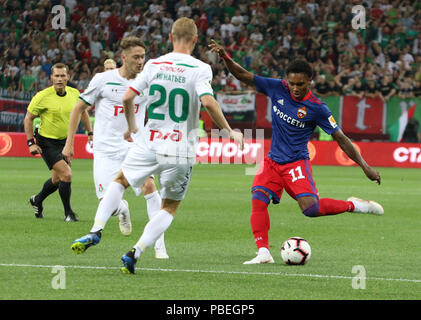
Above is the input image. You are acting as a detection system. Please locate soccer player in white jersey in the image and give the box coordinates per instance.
[63,37,168,259]
[117,17,244,274]
[66,17,243,274]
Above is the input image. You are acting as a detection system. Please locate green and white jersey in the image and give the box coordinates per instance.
[79,69,146,154]
[130,52,214,158]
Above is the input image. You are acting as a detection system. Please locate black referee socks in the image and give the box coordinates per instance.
[36,178,59,204]
[58,181,73,215]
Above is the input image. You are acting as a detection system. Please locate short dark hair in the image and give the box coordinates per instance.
[286,60,313,79]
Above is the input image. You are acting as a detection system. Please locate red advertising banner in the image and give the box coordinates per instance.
[1,132,420,168]
[340,96,385,135]
[307,140,421,168]
[0,132,93,158]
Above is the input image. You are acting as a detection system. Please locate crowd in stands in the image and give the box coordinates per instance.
[1,0,421,101]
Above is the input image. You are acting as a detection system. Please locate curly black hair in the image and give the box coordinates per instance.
[286,60,313,79]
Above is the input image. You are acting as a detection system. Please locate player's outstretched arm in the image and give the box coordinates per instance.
[122,88,139,142]
[332,130,381,185]
[208,40,255,88]
[63,99,90,164]
[201,94,244,150]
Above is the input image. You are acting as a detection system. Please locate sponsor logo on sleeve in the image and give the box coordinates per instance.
[328,115,338,128]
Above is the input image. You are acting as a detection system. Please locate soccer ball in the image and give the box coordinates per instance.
[281,237,311,265]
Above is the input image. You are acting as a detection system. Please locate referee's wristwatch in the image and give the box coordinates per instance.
[27,138,36,147]
[87,131,93,136]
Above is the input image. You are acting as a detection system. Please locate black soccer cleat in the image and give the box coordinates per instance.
[29,195,44,218]
[64,211,79,222]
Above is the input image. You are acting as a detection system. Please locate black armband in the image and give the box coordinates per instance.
[87,131,93,136]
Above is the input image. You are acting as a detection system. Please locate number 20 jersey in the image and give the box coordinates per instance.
[79,69,146,154]
[129,52,214,158]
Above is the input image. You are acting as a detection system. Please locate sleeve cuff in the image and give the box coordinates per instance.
[79,96,92,106]
[199,93,214,98]
[129,87,140,95]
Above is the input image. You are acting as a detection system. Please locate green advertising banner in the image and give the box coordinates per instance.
[322,96,341,123]
[386,97,421,141]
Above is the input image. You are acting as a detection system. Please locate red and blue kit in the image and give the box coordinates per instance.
[252,74,339,201]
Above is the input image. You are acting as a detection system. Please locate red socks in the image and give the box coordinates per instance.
[250,197,355,250]
[318,198,354,216]
[250,198,270,249]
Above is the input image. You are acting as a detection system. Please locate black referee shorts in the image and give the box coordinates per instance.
[35,133,67,170]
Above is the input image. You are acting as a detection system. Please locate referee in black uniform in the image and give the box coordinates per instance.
[23,63,93,222]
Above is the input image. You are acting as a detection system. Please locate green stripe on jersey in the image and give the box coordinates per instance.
[79,96,92,106]
[105,82,122,86]
[199,93,214,98]
[176,63,198,68]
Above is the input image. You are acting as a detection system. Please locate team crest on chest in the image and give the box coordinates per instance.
[297,106,307,119]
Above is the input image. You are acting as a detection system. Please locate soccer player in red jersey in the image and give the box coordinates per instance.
[209,40,384,264]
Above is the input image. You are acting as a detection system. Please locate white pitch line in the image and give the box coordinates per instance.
[0,263,420,284]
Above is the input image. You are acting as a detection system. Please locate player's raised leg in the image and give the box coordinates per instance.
[71,171,129,254]
[347,197,384,215]
[93,153,133,236]
[287,159,383,218]
[299,196,383,217]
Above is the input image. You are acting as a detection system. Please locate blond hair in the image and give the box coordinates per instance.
[171,17,198,43]
[104,58,117,70]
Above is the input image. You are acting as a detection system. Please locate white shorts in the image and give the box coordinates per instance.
[121,144,194,201]
[93,151,143,199]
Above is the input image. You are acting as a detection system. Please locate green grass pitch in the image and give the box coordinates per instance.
[0,157,420,300]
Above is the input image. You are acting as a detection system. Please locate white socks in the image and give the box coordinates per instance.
[145,191,161,219]
[91,182,125,233]
[134,210,173,259]
[89,185,171,259]
[144,191,166,250]
[116,198,129,215]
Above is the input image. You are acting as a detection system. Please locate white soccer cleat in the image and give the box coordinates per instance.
[154,247,169,259]
[118,200,132,236]
[243,248,274,265]
[348,197,384,215]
